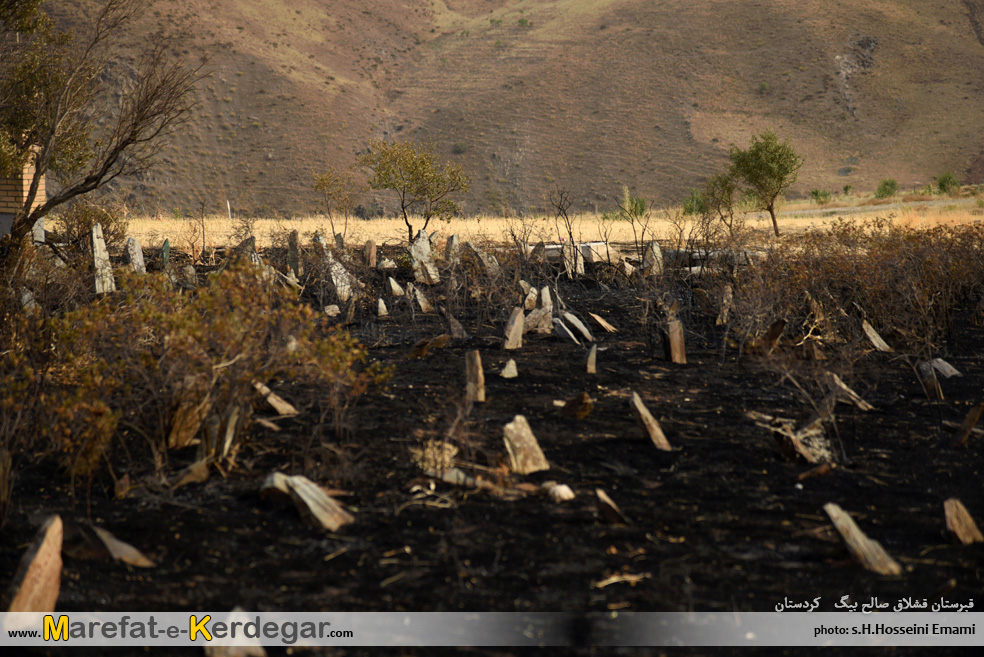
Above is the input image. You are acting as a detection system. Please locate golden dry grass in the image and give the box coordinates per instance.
[126,201,983,255]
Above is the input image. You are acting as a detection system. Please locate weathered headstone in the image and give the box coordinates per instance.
[465,350,485,403]
[377,257,397,270]
[545,482,575,503]
[586,344,597,374]
[951,402,984,447]
[580,241,620,264]
[409,232,440,284]
[363,239,377,268]
[314,239,361,303]
[501,359,518,379]
[861,320,893,352]
[261,472,354,531]
[161,238,170,270]
[388,277,405,296]
[931,358,961,378]
[288,230,300,276]
[503,415,549,475]
[204,609,268,657]
[529,241,545,263]
[588,312,617,333]
[170,458,209,491]
[6,515,62,612]
[20,288,38,311]
[449,315,469,339]
[523,287,538,310]
[563,312,594,343]
[324,304,341,317]
[662,318,686,364]
[125,237,146,274]
[540,286,553,314]
[824,503,902,575]
[90,526,155,568]
[334,233,345,250]
[504,307,524,350]
[91,223,116,294]
[642,241,663,276]
[253,380,298,416]
[825,372,874,410]
[595,489,630,525]
[552,318,580,345]
[377,298,388,317]
[414,286,434,313]
[630,391,672,451]
[180,264,197,288]
[466,241,501,276]
[233,235,260,264]
[445,234,461,265]
[943,498,984,545]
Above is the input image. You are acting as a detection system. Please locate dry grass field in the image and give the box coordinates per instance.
[125,199,984,254]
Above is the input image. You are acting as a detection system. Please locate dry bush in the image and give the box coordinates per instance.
[1,261,389,509]
[718,218,984,358]
[50,198,129,258]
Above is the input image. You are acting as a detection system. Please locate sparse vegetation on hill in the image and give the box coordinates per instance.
[21,0,983,217]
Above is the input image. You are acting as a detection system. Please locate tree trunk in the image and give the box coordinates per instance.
[402,209,413,242]
[768,206,780,237]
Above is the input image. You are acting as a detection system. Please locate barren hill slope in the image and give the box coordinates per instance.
[51,0,984,216]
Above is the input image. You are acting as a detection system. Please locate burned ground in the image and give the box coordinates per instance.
[3,240,984,657]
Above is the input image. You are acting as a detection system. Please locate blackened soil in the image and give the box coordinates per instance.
[4,275,984,657]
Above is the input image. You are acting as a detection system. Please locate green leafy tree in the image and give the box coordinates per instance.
[875,178,898,199]
[0,0,202,263]
[728,130,803,236]
[357,139,470,241]
[935,171,960,195]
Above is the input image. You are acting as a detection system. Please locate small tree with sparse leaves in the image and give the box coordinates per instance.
[728,130,803,237]
[357,139,469,242]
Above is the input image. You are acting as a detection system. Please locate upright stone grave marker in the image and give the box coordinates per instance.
[363,239,377,268]
[91,223,116,294]
[409,231,440,284]
[288,230,300,276]
[125,237,146,274]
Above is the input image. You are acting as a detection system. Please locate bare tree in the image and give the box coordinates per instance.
[0,0,203,263]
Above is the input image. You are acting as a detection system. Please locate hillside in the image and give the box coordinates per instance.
[50,0,984,217]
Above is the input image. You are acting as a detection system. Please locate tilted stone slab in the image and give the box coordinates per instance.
[6,515,62,612]
[504,307,524,350]
[503,415,549,475]
[466,241,501,276]
[630,391,672,451]
[563,312,594,343]
[553,318,581,345]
